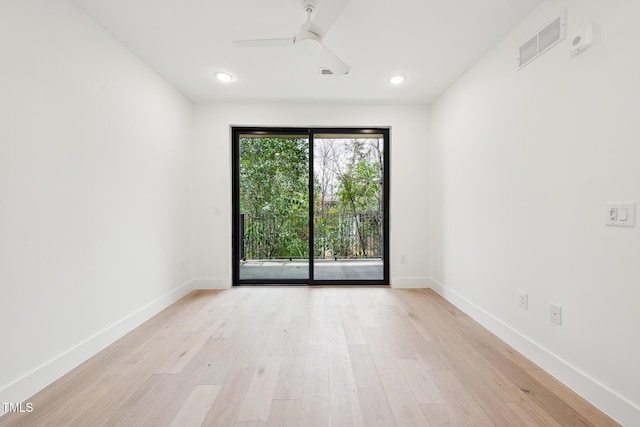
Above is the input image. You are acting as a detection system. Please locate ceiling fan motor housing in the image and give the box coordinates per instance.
[301,0,319,15]
[295,30,323,56]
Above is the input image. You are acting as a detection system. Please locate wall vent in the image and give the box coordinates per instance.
[320,68,335,75]
[517,11,566,69]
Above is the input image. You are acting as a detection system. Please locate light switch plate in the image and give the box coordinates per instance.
[606,203,635,227]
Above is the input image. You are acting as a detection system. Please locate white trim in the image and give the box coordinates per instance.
[390,276,432,289]
[429,277,640,426]
[190,277,231,289]
[0,280,193,416]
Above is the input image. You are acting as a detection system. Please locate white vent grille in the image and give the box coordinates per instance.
[519,36,538,65]
[518,11,566,69]
[539,17,562,51]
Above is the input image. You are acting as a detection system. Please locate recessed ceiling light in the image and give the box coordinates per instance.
[215,72,233,83]
[390,75,405,85]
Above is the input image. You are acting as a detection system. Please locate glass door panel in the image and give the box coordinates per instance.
[237,134,309,281]
[312,135,385,281]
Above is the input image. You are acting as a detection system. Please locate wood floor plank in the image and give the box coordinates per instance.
[504,401,563,427]
[326,327,351,368]
[291,287,311,316]
[107,374,192,426]
[429,369,496,427]
[264,315,306,400]
[209,287,248,307]
[324,301,344,329]
[272,354,305,400]
[156,316,224,375]
[300,344,331,427]
[420,403,468,426]
[237,357,283,422]
[364,326,429,426]
[266,399,303,427]
[329,366,365,427]
[377,324,417,359]
[201,358,260,427]
[274,290,295,322]
[397,358,445,405]
[433,341,533,426]
[339,305,367,345]
[262,316,307,358]
[108,333,228,425]
[352,304,379,329]
[526,369,620,426]
[347,344,397,427]
[0,288,620,427]
[474,344,598,426]
[200,302,277,426]
[393,293,440,343]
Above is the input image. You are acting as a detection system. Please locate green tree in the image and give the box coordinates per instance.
[314,138,383,258]
[335,140,382,256]
[239,137,309,259]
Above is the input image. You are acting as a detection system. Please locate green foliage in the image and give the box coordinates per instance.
[323,139,383,258]
[240,137,309,216]
[337,158,381,212]
[239,136,383,260]
[240,137,309,259]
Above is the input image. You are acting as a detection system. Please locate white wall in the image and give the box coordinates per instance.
[0,0,193,408]
[429,0,640,423]
[192,103,429,288]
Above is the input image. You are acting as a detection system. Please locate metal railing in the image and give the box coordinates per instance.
[241,212,382,260]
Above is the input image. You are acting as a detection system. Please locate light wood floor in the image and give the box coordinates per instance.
[1,287,619,426]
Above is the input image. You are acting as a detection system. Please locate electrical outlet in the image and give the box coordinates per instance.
[179,259,185,271]
[550,304,562,325]
[400,254,407,264]
[519,291,528,310]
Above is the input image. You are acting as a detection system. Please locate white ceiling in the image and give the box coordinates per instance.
[73,0,543,104]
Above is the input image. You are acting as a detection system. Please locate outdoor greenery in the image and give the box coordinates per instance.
[239,136,383,260]
[239,137,309,259]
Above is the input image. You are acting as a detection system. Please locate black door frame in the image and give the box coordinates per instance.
[232,126,390,285]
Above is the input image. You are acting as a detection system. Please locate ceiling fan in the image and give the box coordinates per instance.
[233,0,351,76]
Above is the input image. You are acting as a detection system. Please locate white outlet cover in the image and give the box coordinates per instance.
[550,304,562,325]
[519,291,528,310]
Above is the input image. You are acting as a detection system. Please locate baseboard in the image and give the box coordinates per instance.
[390,276,432,289]
[429,277,640,426]
[190,277,231,289]
[0,280,194,416]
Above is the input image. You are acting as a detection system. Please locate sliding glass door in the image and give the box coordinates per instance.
[235,132,310,281]
[312,134,385,281]
[232,127,389,285]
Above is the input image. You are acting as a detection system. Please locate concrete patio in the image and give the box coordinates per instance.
[239,258,383,281]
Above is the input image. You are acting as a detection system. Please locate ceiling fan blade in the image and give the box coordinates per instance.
[311,0,352,35]
[320,45,350,76]
[233,38,294,48]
